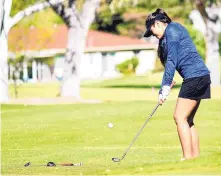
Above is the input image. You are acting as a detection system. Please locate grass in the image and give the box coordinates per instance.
[8,72,221,101]
[2,101,221,175]
[2,73,221,175]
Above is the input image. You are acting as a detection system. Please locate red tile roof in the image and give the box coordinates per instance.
[8,24,155,52]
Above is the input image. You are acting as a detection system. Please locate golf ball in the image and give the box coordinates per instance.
[108,123,113,128]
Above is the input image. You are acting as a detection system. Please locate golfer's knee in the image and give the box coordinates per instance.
[173,113,188,125]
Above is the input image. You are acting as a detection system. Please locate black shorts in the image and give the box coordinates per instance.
[178,74,211,100]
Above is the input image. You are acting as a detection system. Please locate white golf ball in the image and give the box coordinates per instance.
[108,123,113,128]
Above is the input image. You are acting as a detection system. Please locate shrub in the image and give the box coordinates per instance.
[116,56,139,75]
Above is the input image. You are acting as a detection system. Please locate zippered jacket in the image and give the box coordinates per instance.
[160,22,210,87]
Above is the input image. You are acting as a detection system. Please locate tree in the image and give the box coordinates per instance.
[0,0,4,32]
[8,54,25,99]
[112,0,221,86]
[45,0,101,99]
[0,0,66,102]
[189,0,221,86]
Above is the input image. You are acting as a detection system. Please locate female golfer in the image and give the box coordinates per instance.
[143,8,211,160]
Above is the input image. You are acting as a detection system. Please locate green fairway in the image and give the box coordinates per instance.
[2,100,221,175]
[2,74,221,175]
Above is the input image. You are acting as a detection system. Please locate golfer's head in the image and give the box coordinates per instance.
[143,8,171,39]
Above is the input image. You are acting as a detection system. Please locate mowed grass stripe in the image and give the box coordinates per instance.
[2,99,221,175]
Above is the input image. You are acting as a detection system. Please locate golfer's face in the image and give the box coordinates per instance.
[151,21,164,39]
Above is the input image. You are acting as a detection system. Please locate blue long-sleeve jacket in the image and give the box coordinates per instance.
[160,22,210,87]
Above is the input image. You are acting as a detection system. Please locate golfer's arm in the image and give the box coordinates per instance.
[161,41,179,87]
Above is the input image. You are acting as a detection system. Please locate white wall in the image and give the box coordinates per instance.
[91,52,103,78]
[80,53,103,79]
[114,51,135,65]
[136,50,157,75]
[53,56,64,81]
[41,63,52,82]
[101,53,122,78]
[53,49,157,80]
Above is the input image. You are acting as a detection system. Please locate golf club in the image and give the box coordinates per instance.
[24,162,83,167]
[112,81,176,162]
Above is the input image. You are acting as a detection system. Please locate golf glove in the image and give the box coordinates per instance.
[159,85,171,102]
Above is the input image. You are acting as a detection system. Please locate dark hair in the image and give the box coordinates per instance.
[158,42,166,67]
[146,8,172,27]
[153,9,171,67]
[144,9,171,66]
[144,8,171,38]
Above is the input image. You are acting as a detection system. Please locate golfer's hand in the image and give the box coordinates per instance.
[158,85,171,105]
[158,94,165,105]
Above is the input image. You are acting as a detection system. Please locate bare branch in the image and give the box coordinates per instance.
[105,0,113,4]
[68,0,76,7]
[10,0,65,28]
[195,0,209,22]
[63,6,79,27]
[46,0,66,17]
[45,0,77,26]
[2,0,12,34]
[80,0,100,30]
[0,0,5,32]
[195,0,219,22]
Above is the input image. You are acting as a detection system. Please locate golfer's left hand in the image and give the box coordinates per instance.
[158,85,171,105]
[158,94,165,105]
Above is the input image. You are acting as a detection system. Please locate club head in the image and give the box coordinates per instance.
[112,157,121,162]
[24,162,31,167]
[47,162,56,167]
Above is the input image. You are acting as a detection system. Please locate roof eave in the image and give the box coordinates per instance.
[8,44,157,59]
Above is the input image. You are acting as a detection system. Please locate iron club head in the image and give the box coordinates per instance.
[112,157,121,162]
[24,162,31,167]
[24,162,56,167]
[47,162,56,167]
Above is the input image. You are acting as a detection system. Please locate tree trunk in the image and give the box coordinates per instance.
[189,8,221,86]
[0,0,10,102]
[61,26,85,99]
[0,0,65,103]
[60,0,100,99]
[0,28,9,102]
[206,20,221,86]
[0,0,4,31]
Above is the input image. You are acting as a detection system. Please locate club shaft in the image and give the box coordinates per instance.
[121,103,160,160]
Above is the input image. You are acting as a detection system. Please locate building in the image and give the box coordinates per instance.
[8,24,157,82]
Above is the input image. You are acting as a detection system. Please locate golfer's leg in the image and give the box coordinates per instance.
[190,126,200,158]
[174,98,198,159]
[188,100,201,158]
